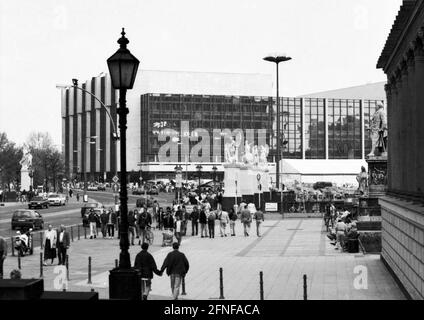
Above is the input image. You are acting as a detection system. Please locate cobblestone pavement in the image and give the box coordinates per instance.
[2,217,405,300]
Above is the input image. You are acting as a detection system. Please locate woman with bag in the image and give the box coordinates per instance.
[43,224,57,266]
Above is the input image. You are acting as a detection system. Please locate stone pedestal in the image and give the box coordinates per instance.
[367,155,388,197]
[20,170,31,192]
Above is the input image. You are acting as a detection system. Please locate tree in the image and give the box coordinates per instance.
[0,132,23,191]
[26,132,64,192]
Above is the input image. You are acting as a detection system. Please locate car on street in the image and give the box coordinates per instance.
[132,188,144,195]
[11,209,44,231]
[81,202,100,218]
[47,193,66,206]
[87,185,98,191]
[97,184,106,191]
[28,196,49,209]
[147,185,159,195]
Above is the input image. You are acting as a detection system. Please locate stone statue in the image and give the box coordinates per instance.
[252,145,259,166]
[242,141,254,165]
[367,102,387,157]
[356,166,368,195]
[259,144,269,165]
[19,146,33,172]
[224,136,238,164]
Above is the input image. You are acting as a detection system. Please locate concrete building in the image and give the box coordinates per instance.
[377,0,424,299]
[60,70,385,186]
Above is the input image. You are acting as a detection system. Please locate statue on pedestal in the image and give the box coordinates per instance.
[356,166,368,196]
[367,102,388,157]
[224,136,238,164]
[258,144,269,166]
[19,146,33,172]
[242,141,254,165]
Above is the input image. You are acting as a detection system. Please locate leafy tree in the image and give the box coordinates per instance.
[0,132,23,191]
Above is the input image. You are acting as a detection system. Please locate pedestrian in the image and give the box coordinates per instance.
[43,224,57,265]
[152,200,159,228]
[160,242,190,300]
[138,209,152,245]
[174,215,183,245]
[199,206,207,238]
[56,225,70,265]
[218,208,229,237]
[69,188,73,198]
[240,204,252,237]
[253,209,265,237]
[100,209,108,238]
[134,242,162,300]
[0,235,7,279]
[207,210,216,238]
[191,206,199,236]
[76,192,80,202]
[88,209,99,239]
[128,210,136,245]
[157,207,164,230]
[228,208,237,236]
[107,208,117,239]
[134,209,140,239]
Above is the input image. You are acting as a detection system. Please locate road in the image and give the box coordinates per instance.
[0,190,175,238]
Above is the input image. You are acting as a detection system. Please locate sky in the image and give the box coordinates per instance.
[0,0,402,147]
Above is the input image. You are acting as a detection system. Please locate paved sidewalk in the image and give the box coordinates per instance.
[2,218,405,300]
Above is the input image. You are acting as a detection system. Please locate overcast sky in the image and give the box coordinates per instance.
[0,0,402,146]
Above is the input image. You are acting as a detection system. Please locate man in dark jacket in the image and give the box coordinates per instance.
[199,207,208,238]
[106,208,117,239]
[56,225,70,265]
[88,209,99,239]
[100,210,109,238]
[160,242,190,300]
[191,206,199,236]
[137,210,152,245]
[134,242,162,300]
[0,235,7,279]
[128,210,136,245]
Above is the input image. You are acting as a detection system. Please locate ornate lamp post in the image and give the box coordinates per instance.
[174,165,183,203]
[212,165,218,190]
[107,28,140,300]
[263,54,291,214]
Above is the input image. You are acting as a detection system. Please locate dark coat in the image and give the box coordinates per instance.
[137,212,152,229]
[160,249,189,276]
[88,212,99,223]
[163,215,174,229]
[134,250,161,279]
[128,213,136,227]
[100,213,108,225]
[56,231,70,248]
[199,210,207,224]
[107,212,117,225]
[191,210,199,222]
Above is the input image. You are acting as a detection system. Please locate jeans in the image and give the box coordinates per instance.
[200,223,208,237]
[129,226,136,244]
[170,274,183,300]
[107,224,115,237]
[89,222,97,237]
[220,222,227,236]
[191,221,198,235]
[230,221,236,235]
[139,228,147,244]
[175,232,182,244]
[0,252,4,279]
[141,278,152,298]
[243,222,251,236]
[101,223,107,238]
[208,221,215,238]
[256,221,262,236]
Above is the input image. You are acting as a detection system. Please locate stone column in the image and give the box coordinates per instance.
[384,83,393,190]
[392,71,402,192]
[400,61,408,194]
[406,50,416,195]
[414,35,424,197]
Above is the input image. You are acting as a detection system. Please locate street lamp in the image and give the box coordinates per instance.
[107,28,140,300]
[263,54,291,214]
[174,165,183,203]
[196,164,203,188]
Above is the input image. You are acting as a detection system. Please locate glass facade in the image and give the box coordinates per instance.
[139,93,386,163]
[327,99,362,159]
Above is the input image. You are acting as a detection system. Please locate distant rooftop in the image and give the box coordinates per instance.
[297,82,386,101]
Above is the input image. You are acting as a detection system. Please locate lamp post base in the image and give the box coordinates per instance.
[109,267,141,300]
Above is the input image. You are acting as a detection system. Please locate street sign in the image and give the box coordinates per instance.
[257,173,261,181]
[112,175,119,183]
[265,202,278,212]
[112,183,119,193]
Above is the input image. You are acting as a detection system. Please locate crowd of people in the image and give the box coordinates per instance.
[324,203,359,252]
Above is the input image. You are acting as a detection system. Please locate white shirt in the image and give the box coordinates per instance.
[59,232,64,243]
[176,220,182,232]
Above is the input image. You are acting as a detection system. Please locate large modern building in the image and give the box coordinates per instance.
[60,70,385,186]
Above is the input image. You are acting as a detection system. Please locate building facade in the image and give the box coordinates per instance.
[377,0,424,300]
[60,70,384,185]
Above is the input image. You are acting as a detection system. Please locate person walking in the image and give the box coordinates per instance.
[218,209,229,237]
[0,235,7,279]
[100,210,108,238]
[106,208,117,239]
[138,209,152,245]
[240,204,252,237]
[76,192,80,202]
[134,242,162,300]
[128,210,136,246]
[207,210,216,238]
[191,206,199,236]
[160,242,190,300]
[253,210,265,237]
[228,208,237,236]
[43,225,57,265]
[88,209,99,239]
[199,206,208,238]
[174,216,183,245]
[56,225,70,265]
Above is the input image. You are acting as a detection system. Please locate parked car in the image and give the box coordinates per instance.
[81,202,100,218]
[132,188,144,195]
[97,184,106,191]
[28,196,49,209]
[136,197,155,208]
[11,209,44,231]
[47,193,66,206]
[87,185,98,191]
[147,185,159,195]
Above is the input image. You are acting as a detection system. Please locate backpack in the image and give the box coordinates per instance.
[208,212,215,221]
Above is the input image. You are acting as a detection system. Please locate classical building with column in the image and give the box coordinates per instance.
[377,0,424,300]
